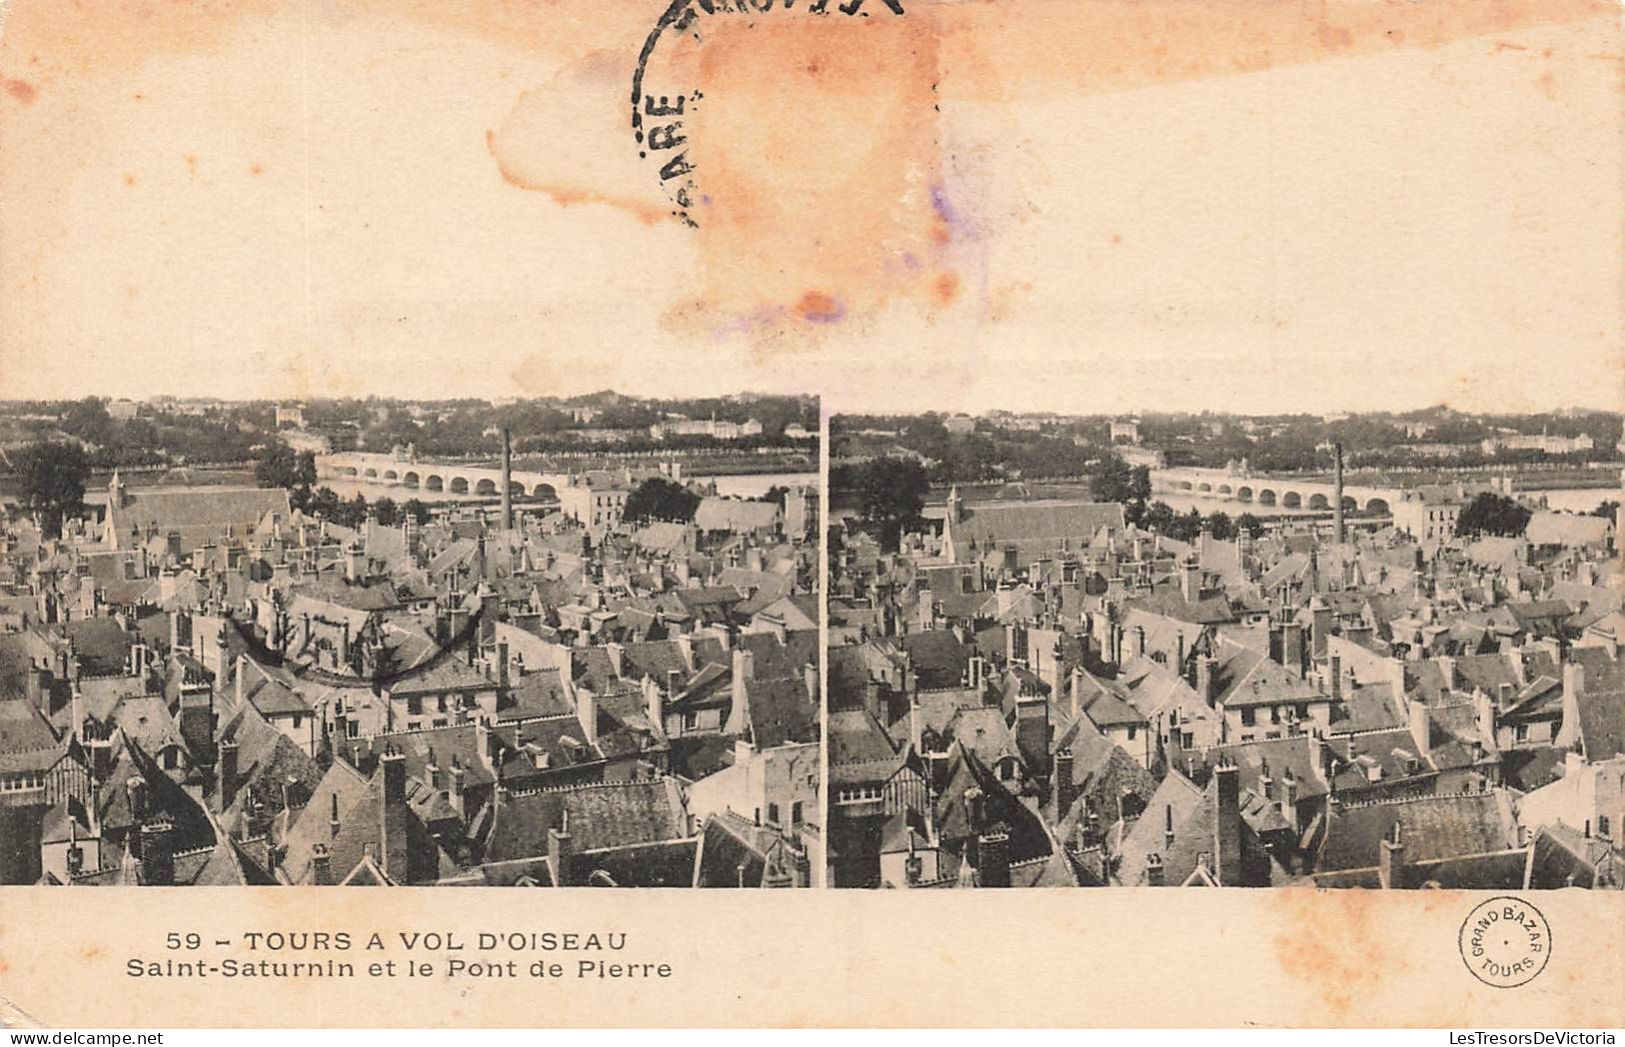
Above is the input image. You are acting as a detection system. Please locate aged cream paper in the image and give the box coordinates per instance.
[1,0,1623,1029]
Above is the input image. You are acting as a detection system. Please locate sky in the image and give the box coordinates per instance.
[0,0,1619,416]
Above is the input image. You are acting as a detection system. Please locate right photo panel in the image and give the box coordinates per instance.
[827,410,1622,889]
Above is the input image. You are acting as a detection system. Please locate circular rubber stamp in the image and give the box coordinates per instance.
[1458,896,1551,988]
[630,0,908,227]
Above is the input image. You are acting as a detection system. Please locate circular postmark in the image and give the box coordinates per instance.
[1458,896,1551,988]
[630,0,908,227]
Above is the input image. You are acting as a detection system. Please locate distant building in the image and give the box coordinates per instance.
[1110,418,1140,443]
[649,417,764,441]
[942,415,977,436]
[275,404,306,429]
[1481,432,1594,456]
[281,430,330,455]
[1390,485,1468,543]
[106,400,139,422]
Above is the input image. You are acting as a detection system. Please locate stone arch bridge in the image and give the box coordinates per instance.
[316,452,572,500]
[1150,466,1404,514]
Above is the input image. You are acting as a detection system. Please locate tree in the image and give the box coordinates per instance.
[373,496,399,526]
[1590,500,1619,519]
[1235,513,1264,538]
[1089,453,1134,503]
[255,442,316,491]
[58,398,113,448]
[858,457,928,551]
[15,441,90,539]
[401,498,431,525]
[1207,510,1235,540]
[762,485,790,508]
[1456,493,1532,538]
[624,478,701,524]
[307,486,342,521]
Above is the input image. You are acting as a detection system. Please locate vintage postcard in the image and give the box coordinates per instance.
[1,0,1622,1030]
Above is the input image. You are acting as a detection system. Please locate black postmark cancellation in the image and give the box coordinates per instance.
[1458,896,1553,988]
[630,0,907,227]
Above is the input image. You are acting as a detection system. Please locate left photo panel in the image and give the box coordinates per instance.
[0,393,823,887]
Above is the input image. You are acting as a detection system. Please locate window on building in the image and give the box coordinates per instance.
[1599,815,1611,839]
[346,721,359,739]
[1270,706,1281,724]
[408,696,423,716]
[291,714,302,729]
[1241,708,1256,727]
[1515,724,1529,743]
[792,801,803,825]
[1127,725,1138,741]
[767,803,780,825]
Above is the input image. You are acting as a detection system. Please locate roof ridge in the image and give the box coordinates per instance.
[507,774,675,798]
[1338,788,1502,811]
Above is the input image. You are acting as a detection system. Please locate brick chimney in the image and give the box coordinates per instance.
[577,690,599,747]
[976,828,1011,888]
[1311,598,1333,659]
[378,747,410,883]
[1557,662,1585,750]
[1197,655,1219,708]
[217,738,239,813]
[139,820,174,886]
[1377,822,1407,889]
[499,428,513,531]
[1407,699,1432,761]
[310,842,331,885]
[1212,760,1243,886]
[1281,621,1305,678]
[549,820,573,886]
[1332,442,1345,544]
[1053,747,1077,817]
[729,648,754,736]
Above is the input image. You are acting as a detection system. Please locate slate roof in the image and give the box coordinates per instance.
[947,500,1125,566]
[480,777,689,862]
[1315,791,1519,873]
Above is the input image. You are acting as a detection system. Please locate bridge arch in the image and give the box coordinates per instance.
[1281,492,1302,509]
[1197,482,1212,493]
[402,471,420,488]
[1217,484,1232,495]
[1257,489,1277,506]
[475,478,498,496]
[1236,486,1253,502]
[532,483,558,501]
[508,481,526,498]
[449,477,469,495]
[383,469,398,481]
[363,468,378,479]
[1308,493,1329,510]
[1365,497,1390,514]
[425,475,444,492]
[1176,480,1193,491]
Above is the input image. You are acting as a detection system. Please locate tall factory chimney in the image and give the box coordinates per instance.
[500,428,513,531]
[1332,441,1345,545]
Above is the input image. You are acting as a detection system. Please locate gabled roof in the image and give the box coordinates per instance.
[1315,790,1519,874]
